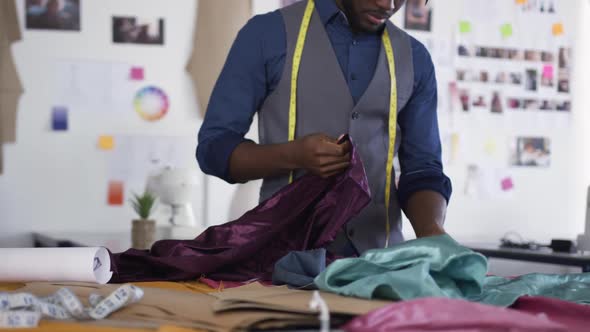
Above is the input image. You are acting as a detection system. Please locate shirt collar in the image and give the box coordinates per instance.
[314,0,344,26]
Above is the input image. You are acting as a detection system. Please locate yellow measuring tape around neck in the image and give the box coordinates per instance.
[289,0,397,248]
[288,0,315,183]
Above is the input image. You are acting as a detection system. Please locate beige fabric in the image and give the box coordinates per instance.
[186,0,252,117]
[0,0,23,174]
[1,0,21,43]
[16,282,393,331]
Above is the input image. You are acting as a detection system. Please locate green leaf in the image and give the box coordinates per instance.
[129,191,158,219]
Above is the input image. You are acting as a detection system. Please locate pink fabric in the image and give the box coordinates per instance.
[511,296,590,332]
[344,297,567,332]
[199,277,271,290]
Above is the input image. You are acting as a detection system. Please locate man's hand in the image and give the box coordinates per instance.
[291,134,351,178]
[228,133,351,183]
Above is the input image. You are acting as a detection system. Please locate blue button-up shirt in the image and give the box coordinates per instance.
[197,0,452,208]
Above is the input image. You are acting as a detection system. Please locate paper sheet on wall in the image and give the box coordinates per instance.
[464,164,514,200]
[0,247,112,284]
[98,135,115,150]
[53,60,135,114]
[106,135,196,195]
[441,132,460,165]
[432,38,454,68]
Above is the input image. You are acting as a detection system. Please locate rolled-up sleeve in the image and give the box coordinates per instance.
[196,15,274,183]
[397,37,452,209]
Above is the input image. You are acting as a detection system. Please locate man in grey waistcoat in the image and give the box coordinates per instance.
[197,0,451,255]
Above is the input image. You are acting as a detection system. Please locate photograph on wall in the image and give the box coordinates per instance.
[490,91,503,114]
[479,71,489,83]
[556,100,571,112]
[519,0,556,14]
[525,69,538,92]
[524,50,541,62]
[459,89,470,112]
[559,47,572,69]
[457,44,472,57]
[507,98,522,110]
[541,65,554,88]
[26,0,80,31]
[113,17,164,45]
[523,99,540,111]
[558,47,571,93]
[456,69,478,82]
[509,72,523,85]
[472,95,487,108]
[539,100,556,111]
[541,51,555,63]
[557,71,570,93]
[508,49,523,60]
[511,137,551,167]
[495,72,507,84]
[404,0,432,31]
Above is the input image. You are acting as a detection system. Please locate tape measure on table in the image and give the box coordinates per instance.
[0,284,143,328]
[287,0,398,248]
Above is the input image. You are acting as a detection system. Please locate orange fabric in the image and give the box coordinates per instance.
[0,321,208,332]
[0,282,214,331]
[0,282,24,291]
[1,321,152,332]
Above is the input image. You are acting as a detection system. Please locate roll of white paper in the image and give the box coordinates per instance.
[0,247,113,284]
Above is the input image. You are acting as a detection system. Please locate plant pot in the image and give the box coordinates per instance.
[131,219,156,250]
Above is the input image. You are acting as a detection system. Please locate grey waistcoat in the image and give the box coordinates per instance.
[257,1,415,254]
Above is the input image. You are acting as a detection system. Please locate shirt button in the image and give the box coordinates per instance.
[351,112,360,120]
[351,73,357,80]
[352,40,358,46]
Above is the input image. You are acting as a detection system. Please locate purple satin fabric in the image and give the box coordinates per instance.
[109,137,370,283]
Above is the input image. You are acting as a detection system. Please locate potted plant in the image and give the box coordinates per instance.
[130,191,157,250]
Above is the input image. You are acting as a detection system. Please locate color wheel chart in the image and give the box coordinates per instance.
[134,86,169,121]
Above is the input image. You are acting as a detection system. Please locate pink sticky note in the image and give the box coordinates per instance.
[501,177,514,191]
[130,67,144,80]
[543,65,554,79]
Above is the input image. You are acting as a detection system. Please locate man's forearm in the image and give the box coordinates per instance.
[229,141,298,183]
[404,190,447,238]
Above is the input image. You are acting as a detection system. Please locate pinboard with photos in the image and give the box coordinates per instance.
[401,0,574,200]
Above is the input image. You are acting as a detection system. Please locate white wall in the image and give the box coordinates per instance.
[1,0,589,255]
[0,0,202,246]
[400,0,589,245]
[576,0,590,205]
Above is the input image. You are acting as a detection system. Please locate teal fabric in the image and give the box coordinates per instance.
[314,234,590,306]
[472,273,590,306]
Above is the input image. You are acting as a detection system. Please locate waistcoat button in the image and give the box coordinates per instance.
[348,228,355,237]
